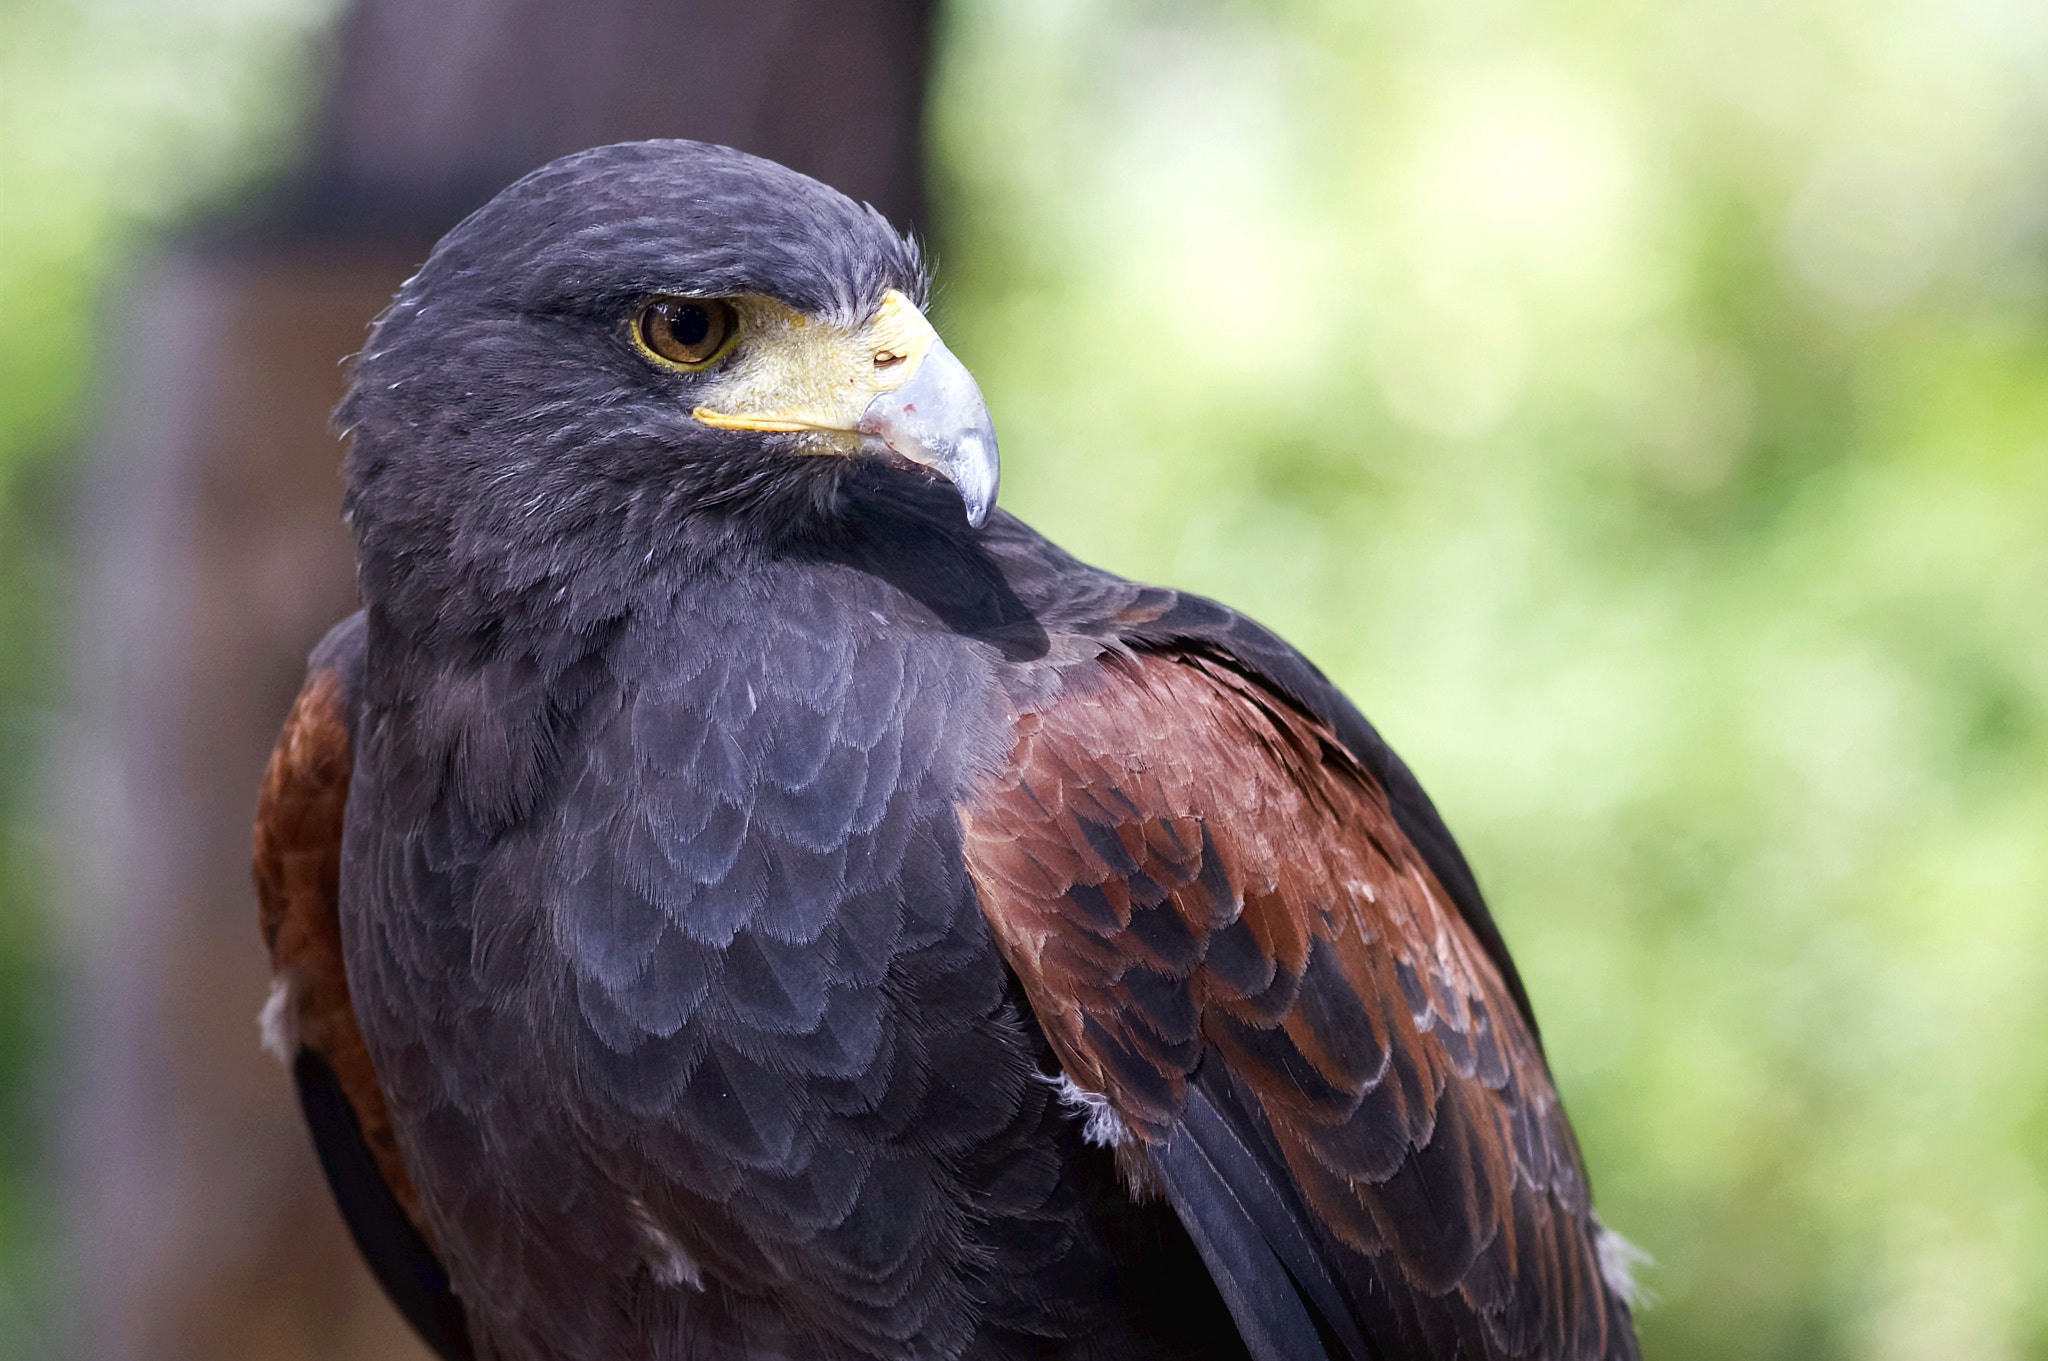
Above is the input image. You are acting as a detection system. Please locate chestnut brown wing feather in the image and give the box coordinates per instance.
[960,647,1633,1361]
[255,615,473,1361]
[256,657,415,1212]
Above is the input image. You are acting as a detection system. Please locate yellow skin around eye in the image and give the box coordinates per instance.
[691,289,938,443]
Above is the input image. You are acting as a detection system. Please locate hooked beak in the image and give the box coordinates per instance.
[690,289,1001,528]
[856,338,999,528]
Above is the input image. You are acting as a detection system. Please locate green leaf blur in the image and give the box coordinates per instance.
[0,0,337,1349]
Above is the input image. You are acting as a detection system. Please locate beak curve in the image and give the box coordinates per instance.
[857,337,1000,528]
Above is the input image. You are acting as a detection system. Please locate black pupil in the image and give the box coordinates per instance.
[672,304,711,348]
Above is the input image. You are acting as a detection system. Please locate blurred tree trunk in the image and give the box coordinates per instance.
[63,4,934,1358]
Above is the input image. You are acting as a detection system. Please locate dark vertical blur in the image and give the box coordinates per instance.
[64,4,934,1357]
[300,0,934,238]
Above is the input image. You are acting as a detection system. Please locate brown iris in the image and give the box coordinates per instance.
[637,296,737,367]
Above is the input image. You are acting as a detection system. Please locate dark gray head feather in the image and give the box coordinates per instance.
[338,140,930,644]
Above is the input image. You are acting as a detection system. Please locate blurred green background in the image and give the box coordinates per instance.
[5,0,2047,1357]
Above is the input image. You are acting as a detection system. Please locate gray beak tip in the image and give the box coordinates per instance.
[954,434,998,529]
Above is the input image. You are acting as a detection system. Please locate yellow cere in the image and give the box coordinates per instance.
[692,288,936,442]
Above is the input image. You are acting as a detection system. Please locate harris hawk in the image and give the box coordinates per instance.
[254,140,1642,1361]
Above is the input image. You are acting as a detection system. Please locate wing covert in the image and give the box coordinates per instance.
[959,646,1636,1361]
[254,611,474,1361]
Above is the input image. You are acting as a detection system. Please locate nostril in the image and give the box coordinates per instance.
[875,351,906,369]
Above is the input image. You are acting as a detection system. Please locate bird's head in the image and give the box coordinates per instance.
[339,140,999,631]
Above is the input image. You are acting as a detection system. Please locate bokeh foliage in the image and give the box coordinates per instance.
[0,0,336,1348]
[2,0,2045,1357]
[930,2,2048,1358]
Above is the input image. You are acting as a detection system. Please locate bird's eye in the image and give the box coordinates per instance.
[636,297,737,368]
